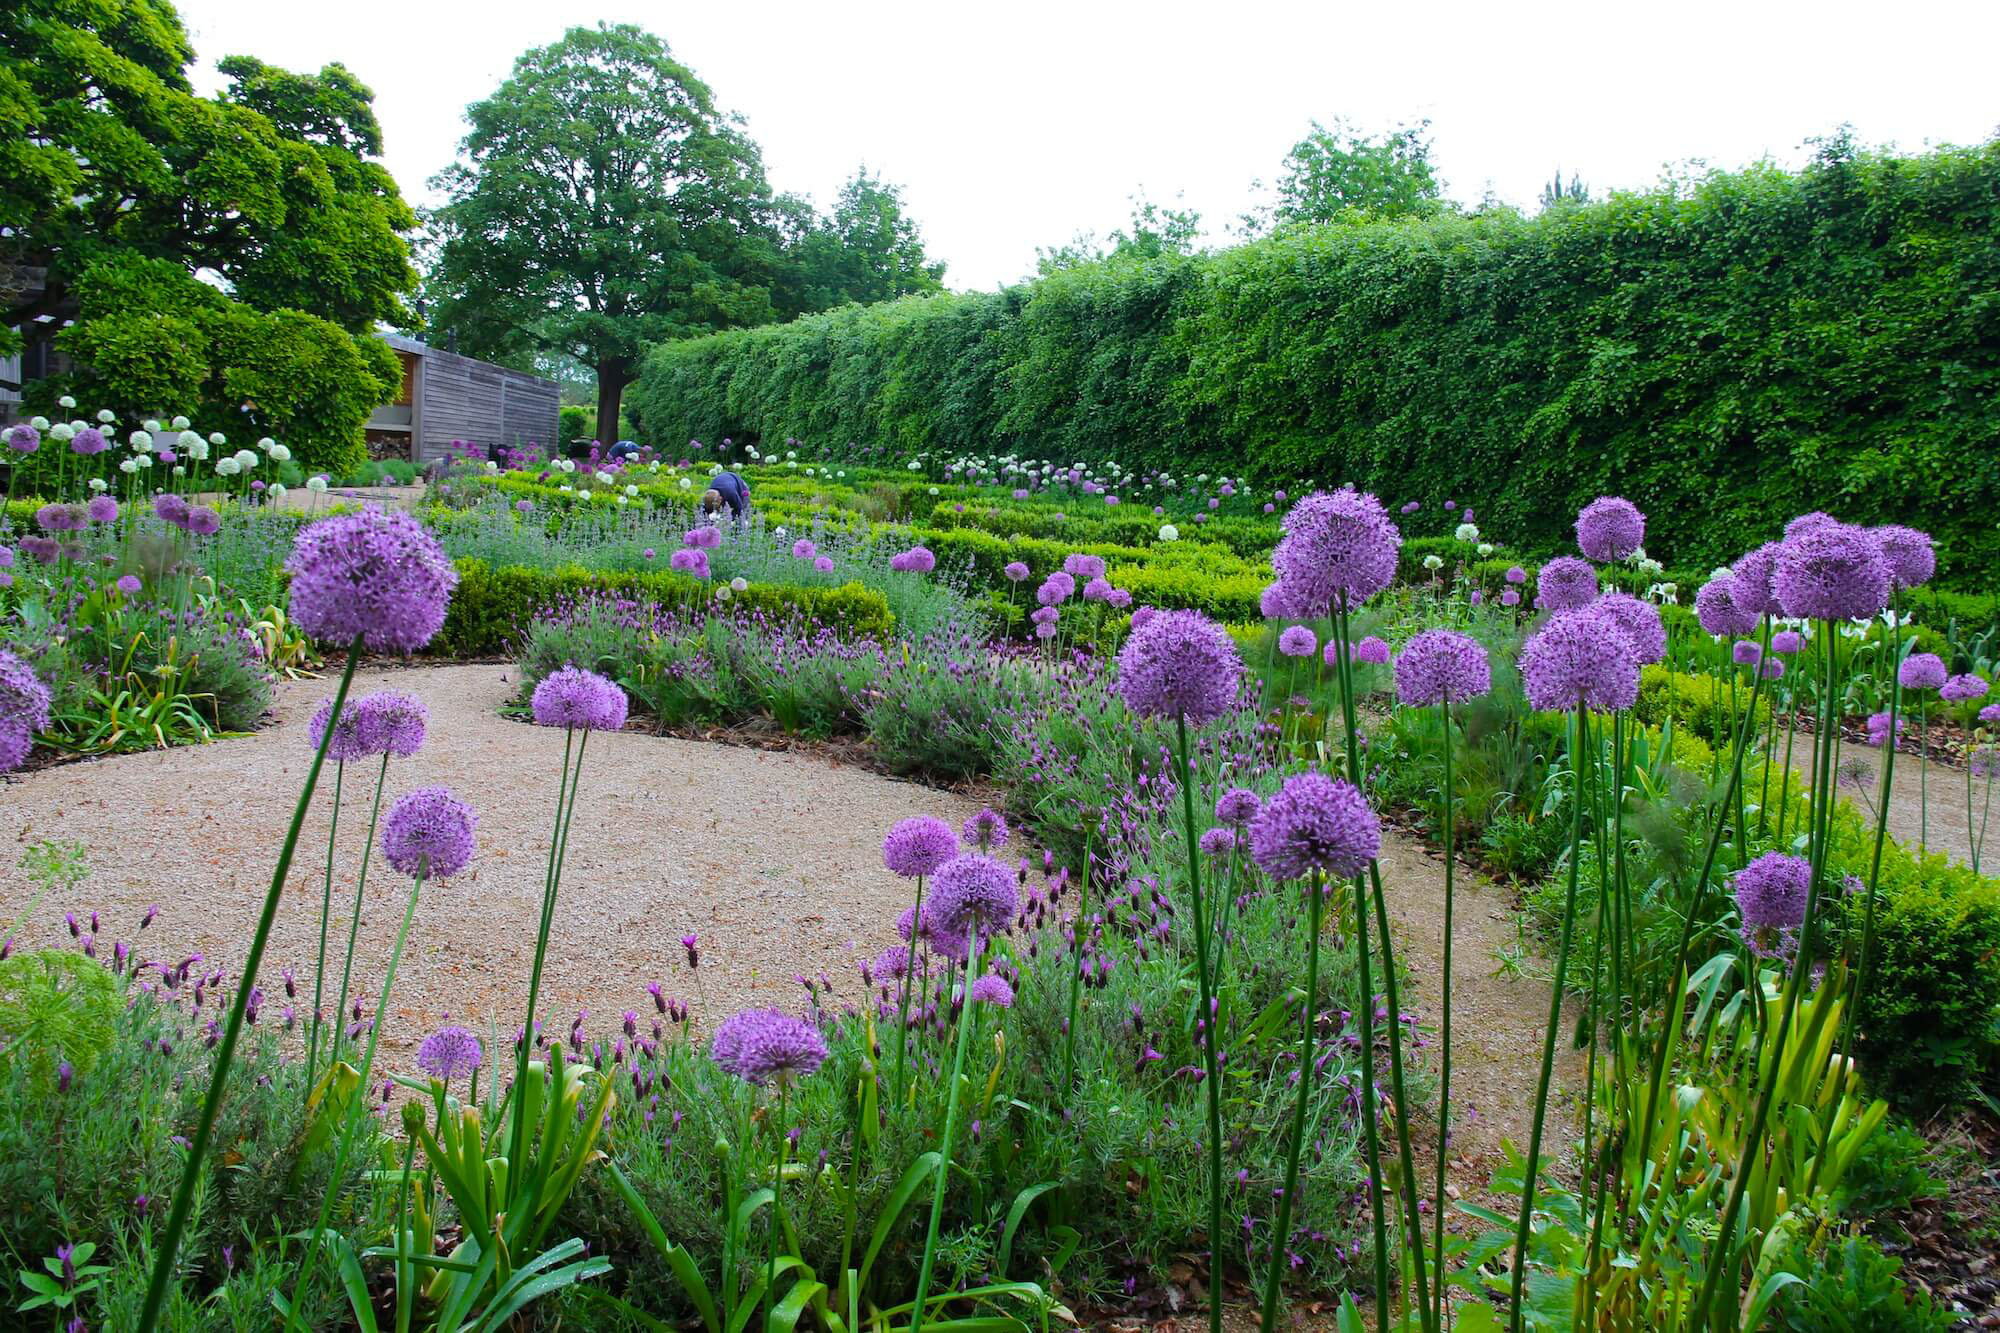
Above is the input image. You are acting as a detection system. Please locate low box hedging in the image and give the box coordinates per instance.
[1635,664,1772,745]
[433,558,895,657]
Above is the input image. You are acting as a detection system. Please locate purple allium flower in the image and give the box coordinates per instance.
[1199,827,1238,860]
[1270,488,1401,612]
[871,946,909,981]
[792,538,816,559]
[969,973,1015,1008]
[1595,592,1666,665]
[1277,625,1318,658]
[1574,496,1645,562]
[1774,522,1889,621]
[355,690,428,757]
[185,506,221,536]
[17,537,56,564]
[884,816,957,877]
[1864,711,1903,748]
[416,1025,483,1082]
[1401,500,1420,514]
[1352,636,1391,665]
[36,503,85,533]
[152,493,190,527]
[113,574,141,596]
[1898,653,1947,691]
[531,666,628,731]
[1732,640,1763,666]
[1534,556,1598,612]
[710,1008,827,1085]
[1082,576,1116,603]
[684,526,722,549]
[1770,629,1803,654]
[1980,703,2000,726]
[1392,629,1492,707]
[642,548,656,560]
[381,786,477,879]
[86,496,119,524]
[669,547,710,578]
[962,808,1009,850]
[813,556,835,572]
[516,499,534,514]
[5,424,39,454]
[1734,851,1810,957]
[894,546,936,574]
[286,508,457,652]
[57,1060,73,1093]
[308,696,372,763]
[1115,608,1242,726]
[1247,771,1381,882]
[1063,553,1107,579]
[1504,566,1527,585]
[926,853,1020,941]
[1784,512,1838,540]
[70,426,107,455]
[1214,787,1261,825]
[1761,659,1785,680]
[1941,674,1990,704]
[1519,606,1640,713]
[1259,581,1304,620]
[1694,577,1760,638]
[1872,525,1935,590]
[1499,588,1520,607]
[1030,606,1059,628]
[1003,562,1030,582]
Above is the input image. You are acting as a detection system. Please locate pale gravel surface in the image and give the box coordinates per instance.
[0,663,991,1076]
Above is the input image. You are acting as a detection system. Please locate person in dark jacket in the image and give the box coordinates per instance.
[701,469,752,523]
[606,439,641,462]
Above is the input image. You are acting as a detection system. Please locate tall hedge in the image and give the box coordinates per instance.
[630,140,2000,582]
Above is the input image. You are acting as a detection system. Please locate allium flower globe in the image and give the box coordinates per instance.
[381,787,477,879]
[1003,561,1030,582]
[1247,772,1381,882]
[1270,487,1401,612]
[1575,496,1645,562]
[1941,674,1990,704]
[1595,592,1667,665]
[1734,851,1810,958]
[1730,543,1784,618]
[1392,629,1492,707]
[356,690,429,757]
[968,973,1015,1008]
[1694,578,1760,638]
[883,816,958,877]
[1519,606,1640,713]
[1277,625,1318,658]
[1352,636,1391,665]
[1214,787,1262,825]
[1200,827,1238,860]
[961,808,1009,850]
[1873,525,1935,590]
[286,508,458,652]
[1898,653,1947,691]
[710,1009,828,1085]
[1774,522,1890,621]
[1534,556,1598,612]
[925,853,1020,942]
[307,697,373,764]
[531,666,628,731]
[1115,608,1242,726]
[416,1026,483,1082]
[0,651,54,775]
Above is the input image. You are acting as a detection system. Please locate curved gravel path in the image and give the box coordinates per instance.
[0,663,990,1075]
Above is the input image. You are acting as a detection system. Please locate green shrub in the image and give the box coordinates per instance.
[632,140,2000,586]
[1634,664,1770,747]
[435,559,895,657]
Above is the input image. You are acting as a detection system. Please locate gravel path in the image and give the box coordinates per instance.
[0,663,990,1076]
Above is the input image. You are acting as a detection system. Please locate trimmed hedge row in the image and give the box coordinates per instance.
[432,558,896,657]
[631,140,2000,585]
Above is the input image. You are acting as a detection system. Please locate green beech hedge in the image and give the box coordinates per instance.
[433,559,895,657]
[632,139,2000,584]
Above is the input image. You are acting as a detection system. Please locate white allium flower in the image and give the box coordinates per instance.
[1157,524,1180,542]
[135,453,152,468]
[29,415,49,431]
[1710,566,1734,582]
[177,430,201,450]
[233,449,257,470]
[187,441,209,461]
[268,483,287,499]
[128,430,152,451]
[907,460,921,471]
[623,484,638,498]
[172,465,186,477]
[595,470,614,485]
[730,577,748,592]
[616,495,628,506]
[50,423,73,441]
[786,451,797,460]
[1423,554,1445,571]
[268,444,291,463]
[88,477,108,492]
[118,458,138,474]
[678,477,692,491]
[927,487,938,495]
[214,456,239,476]
[1477,542,1495,556]
[1455,522,1480,542]
[143,418,162,432]
[307,474,329,494]
[787,460,796,468]
[714,586,732,602]
[96,409,115,423]
[58,395,76,409]
[559,484,573,493]
[169,415,189,429]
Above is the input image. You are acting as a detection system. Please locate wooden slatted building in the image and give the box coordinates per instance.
[367,332,560,464]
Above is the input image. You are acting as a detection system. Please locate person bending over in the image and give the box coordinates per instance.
[701,469,752,523]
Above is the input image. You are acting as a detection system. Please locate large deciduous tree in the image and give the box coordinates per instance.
[427,24,783,439]
[1269,118,1444,225]
[0,0,415,474]
[775,168,946,314]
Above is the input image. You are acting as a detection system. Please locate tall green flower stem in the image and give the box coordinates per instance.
[1916,693,1929,854]
[1696,621,1844,1323]
[1342,609,1433,1332]
[329,752,392,1069]
[304,757,345,1097]
[1260,868,1328,1333]
[1322,604,1405,1333]
[285,864,430,1329]
[1428,699,1456,1333]
[1582,716,1631,1332]
[1625,622,1774,1209]
[894,870,931,1105]
[136,638,362,1333]
[909,924,985,1333]
[1059,820,1094,1092]
[764,1079,793,1333]
[1507,704,1589,1333]
[1170,715,1228,1333]
[511,727,591,1179]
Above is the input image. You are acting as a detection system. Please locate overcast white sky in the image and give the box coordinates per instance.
[178,0,2000,292]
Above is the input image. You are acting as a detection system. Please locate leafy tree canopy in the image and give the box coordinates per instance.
[1267,117,1445,226]
[1036,193,1203,275]
[774,167,946,313]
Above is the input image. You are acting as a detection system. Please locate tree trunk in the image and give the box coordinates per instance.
[595,356,631,444]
